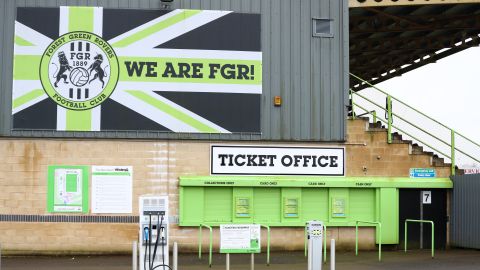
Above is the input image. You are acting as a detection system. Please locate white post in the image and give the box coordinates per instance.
[173,242,178,270]
[330,239,335,270]
[132,241,137,270]
[308,238,312,270]
[226,253,230,270]
[250,253,255,270]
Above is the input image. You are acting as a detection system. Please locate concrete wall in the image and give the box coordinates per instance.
[0,118,450,254]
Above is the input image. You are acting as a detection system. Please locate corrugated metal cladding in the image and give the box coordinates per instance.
[0,0,348,142]
[450,174,480,249]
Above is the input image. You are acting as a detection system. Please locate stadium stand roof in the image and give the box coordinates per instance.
[350,0,480,89]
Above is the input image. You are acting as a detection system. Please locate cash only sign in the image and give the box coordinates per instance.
[211,145,345,176]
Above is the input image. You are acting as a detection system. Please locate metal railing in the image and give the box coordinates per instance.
[350,73,480,176]
[259,224,271,266]
[355,221,382,261]
[304,223,328,263]
[198,224,213,267]
[404,219,435,258]
[198,224,271,267]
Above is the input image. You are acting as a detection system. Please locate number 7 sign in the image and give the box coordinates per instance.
[422,191,432,204]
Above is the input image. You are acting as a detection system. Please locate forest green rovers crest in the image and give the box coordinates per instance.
[40,31,119,110]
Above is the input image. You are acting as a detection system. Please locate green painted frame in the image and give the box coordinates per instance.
[180,176,452,189]
[404,219,435,258]
[180,176,451,246]
[356,220,382,261]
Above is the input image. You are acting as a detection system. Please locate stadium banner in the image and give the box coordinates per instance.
[13,7,261,133]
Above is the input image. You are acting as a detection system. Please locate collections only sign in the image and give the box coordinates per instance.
[211,145,345,176]
[13,7,261,133]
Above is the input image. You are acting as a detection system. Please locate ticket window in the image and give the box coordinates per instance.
[284,198,299,218]
[235,197,251,218]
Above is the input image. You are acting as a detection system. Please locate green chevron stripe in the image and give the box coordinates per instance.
[15,35,35,46]
[12,89,45,109]
[65,7,95,131]
[111,10,202,48]
[69,7,95,32]
[66,109,92,131]
[126,90,219,133]
[13,55,41,80]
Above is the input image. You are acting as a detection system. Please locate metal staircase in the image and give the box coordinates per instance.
[350,73,480,175]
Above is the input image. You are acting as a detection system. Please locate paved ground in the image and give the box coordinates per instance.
[2,249,480,270]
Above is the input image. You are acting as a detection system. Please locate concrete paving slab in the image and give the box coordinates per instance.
[2,249,480,270]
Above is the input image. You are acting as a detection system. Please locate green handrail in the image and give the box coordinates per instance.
[451,130,456,176]
[259,224,271,266]
[323,224,327,263]
[352,73,480,150]
[353,103,451,158]
[456,131,480,150]
[304,223,328,263]
[351,73,453,131]
[350,89,356,120]
[404,219,435,258]
[350,73,480,175]
[352,100,480,167]
[351,72,480,147]
[304,225,308,257]
[387,95,392,143]
[198,224,213,267]
[353,90,452,148]
[355,221,382,262]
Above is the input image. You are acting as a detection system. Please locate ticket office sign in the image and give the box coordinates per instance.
[211,145,345,176]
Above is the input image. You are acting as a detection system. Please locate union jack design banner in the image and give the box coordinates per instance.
[13,7,262,133]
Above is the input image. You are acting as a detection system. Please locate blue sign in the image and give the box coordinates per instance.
[410,168,436,178]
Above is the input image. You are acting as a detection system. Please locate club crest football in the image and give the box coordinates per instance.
[39,31,119,110]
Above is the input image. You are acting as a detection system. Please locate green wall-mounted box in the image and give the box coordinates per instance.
[179,176,452,244]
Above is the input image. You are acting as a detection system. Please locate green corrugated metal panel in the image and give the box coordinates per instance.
[180,187,204,224]
[180,176,453,189]
[179,185,402,244]
[253,188,281,223]
[302,189,329,222]
[180,187,397,227]
[378,188,399,244]
[350,188,376,222]
[179,176,450,230]
[204,187,232,222]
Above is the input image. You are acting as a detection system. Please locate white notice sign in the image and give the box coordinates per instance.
[92,166,133,213]
[220,224,261,253]
[211,145,345,176]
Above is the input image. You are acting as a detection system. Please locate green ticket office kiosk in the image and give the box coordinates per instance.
[179,176,452,245]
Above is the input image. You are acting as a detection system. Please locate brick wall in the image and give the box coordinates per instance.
[0,118,450,254]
